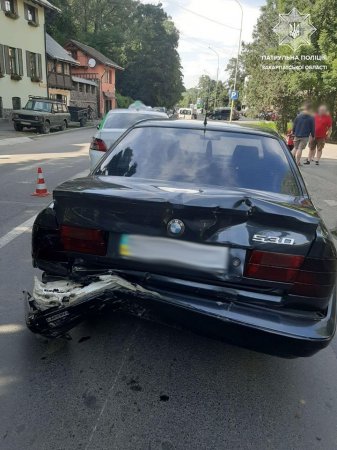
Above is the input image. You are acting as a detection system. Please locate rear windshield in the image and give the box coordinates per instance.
[97,127,299,195]
[103,113,165,129]
[179,109,192,115]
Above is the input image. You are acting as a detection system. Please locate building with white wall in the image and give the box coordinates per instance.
[0,0,59,117]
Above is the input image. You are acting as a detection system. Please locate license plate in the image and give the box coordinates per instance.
[20,121,31,125]
[119,234,228,272]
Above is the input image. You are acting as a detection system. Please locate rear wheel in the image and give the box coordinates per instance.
[60,120,67,131]
[14,123,23,131]
[40,121,50,134]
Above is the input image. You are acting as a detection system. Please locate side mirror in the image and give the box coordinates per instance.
[96,125,99,129]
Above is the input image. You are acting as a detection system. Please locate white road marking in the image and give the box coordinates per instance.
[0,215,37,250]
[0,169,89,250]
[0,137,33,147]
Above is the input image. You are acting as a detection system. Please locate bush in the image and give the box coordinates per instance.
[116,92,134,108]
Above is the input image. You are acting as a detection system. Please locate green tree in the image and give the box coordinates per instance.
[241,0,337,134]
[46,0,184,108]
[116,3,184,107]
[178,75,231,111]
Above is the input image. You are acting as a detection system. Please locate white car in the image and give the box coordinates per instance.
[89,108,168,169]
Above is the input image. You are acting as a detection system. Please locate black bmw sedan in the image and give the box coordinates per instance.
[27,120,337,357]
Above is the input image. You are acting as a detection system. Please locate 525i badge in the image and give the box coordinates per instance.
[252,234,295,245]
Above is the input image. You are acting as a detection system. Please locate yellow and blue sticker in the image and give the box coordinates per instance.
[119,235,131,256]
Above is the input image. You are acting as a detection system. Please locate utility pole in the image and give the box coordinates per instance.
[229,0,243,122]
[208,46,220,109]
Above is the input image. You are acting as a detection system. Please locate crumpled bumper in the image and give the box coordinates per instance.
[24,274,336,357]
[25,275,161,338]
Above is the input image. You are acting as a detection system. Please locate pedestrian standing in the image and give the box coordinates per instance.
[304,105,332,165]
[291,103,315,166]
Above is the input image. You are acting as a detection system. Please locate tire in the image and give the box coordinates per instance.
[40,121,50,134]
[14,123,23,131]
[60,120,67,131]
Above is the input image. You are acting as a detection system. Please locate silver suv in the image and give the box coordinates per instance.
[12,97,71,134]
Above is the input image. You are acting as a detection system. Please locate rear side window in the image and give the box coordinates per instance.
[97,127,299,196]
[103,113,165,129]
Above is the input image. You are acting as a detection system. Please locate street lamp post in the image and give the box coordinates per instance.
[229,0,243,122]
[208,46,220,109]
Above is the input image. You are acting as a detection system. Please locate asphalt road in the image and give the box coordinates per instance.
[0,130,337,450]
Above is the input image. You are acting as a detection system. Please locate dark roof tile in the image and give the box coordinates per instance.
[46,34,79,65]
[66,39,124,70]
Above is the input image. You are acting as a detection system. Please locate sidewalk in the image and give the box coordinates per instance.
[302,142,337,160]
[0,118,96,145]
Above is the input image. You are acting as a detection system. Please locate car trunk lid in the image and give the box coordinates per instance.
[52,176,320,289]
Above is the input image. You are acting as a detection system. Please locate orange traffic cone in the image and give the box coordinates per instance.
[32,167,50,197]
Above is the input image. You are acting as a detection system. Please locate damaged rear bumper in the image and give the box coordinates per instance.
[24,274,336,357]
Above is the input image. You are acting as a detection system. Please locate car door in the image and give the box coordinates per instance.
[51,103,59,128]
[57,103,65,126]
[62,103,70,123]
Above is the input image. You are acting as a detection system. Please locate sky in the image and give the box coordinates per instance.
[141,0,266,88]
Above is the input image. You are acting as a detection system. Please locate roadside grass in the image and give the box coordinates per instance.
[237,120,280,135]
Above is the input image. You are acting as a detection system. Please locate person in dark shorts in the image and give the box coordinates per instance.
[291,102,315,166]
[304,105,332,165]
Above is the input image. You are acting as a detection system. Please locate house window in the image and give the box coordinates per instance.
[24,3,38,25]
[109,70,112,84]
[9,47,17,73]
[63,64,70,75]
[26,51,42,81]
[2,0,18,18]
[56,62,63,74]
[5,46,23,78]
[47,60,55,72]
[86,84,90,93]
[72,81,78,90]
[71,50,77,60]
[91,85,96,94]
[79,83,84,92]
[102,71,109,83]
[0,44,5,76]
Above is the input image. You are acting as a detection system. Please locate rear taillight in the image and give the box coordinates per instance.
[90,138,107,152]
[245,250,336,298]
[290,257,336,298]
[245,251,304,283]
[60,225,107,256]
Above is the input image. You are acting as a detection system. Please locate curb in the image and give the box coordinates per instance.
[0,124,96,143]
[34,124,96,139]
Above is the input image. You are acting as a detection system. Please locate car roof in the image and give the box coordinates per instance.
[29,97,61,103]
[105,109,167,116]
[133,119,281,139]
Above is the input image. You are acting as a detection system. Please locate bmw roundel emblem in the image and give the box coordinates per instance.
[167,219,185,237]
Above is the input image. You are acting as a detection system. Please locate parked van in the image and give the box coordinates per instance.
[178,108,193,119]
